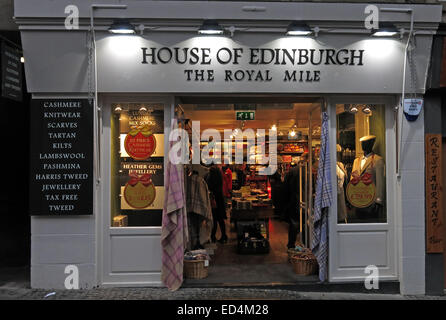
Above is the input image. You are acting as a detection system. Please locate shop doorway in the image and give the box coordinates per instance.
[177,95,322,285]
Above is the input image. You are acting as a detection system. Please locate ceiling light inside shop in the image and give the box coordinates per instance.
[20,56,25,63]
[198,20,224,35]
[271,124,277,131]
[349,105,359,114]
[108,20,136,34]
[362,105,373,115]
[372,23,398,37]
[286,22,312,36]
[114,105,123,113]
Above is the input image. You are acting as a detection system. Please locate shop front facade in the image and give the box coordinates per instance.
[16,0,443,295]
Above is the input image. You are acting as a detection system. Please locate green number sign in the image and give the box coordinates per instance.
[236,111,255,120]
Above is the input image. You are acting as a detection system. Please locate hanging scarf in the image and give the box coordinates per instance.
[311,112,333,282]
[161,120,188,291]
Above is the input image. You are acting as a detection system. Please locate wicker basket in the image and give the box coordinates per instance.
[287,248,311,262]
[290,254,318,275]
[183,259,209,279]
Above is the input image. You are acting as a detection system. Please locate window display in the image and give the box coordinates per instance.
[110,103,164,227]
[336,104,386,223]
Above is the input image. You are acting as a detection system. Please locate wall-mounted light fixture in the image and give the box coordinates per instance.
[198,20,224,35]
[108,20,136,34]
[286,22,312,36]
[372,22,398,37]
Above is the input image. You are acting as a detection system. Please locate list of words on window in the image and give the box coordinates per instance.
[30,99,93,215]
[425,134,444,253]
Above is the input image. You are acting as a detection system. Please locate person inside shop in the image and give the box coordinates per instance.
[205,164,229,244]
[222,164,233,201]
[235,164,247,190]
[283,161,301,249]
[269,169,284,219]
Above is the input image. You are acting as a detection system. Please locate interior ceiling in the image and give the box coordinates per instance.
[180,101,321,132]
[178,95,320,105]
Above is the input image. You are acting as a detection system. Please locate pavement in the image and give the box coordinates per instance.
[1,267,445,300]
[1,286,446,300]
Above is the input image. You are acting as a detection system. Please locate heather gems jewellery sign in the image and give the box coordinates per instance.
[30,99,93,215]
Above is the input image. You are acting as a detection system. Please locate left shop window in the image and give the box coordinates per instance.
[110,103,164,227]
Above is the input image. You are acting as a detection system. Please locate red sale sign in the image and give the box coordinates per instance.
[124,125,157,160]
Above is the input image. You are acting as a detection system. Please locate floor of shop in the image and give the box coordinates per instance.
[184,217,319,286]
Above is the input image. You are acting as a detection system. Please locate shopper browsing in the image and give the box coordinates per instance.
[283,162,301,249]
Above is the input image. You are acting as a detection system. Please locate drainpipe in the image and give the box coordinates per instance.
[380,8,414,178]
[89,4,127,185]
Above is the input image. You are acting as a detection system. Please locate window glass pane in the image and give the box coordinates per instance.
[111,103,164,227]
[336,104,386,224]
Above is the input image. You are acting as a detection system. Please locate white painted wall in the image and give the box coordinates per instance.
[398,108,426,295]
[31,216,96,289]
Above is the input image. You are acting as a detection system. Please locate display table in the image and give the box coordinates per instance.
[231,201,275,240]
[231,201,274,254]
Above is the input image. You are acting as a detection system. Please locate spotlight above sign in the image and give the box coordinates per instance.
[198,20,224,35]
[108,20,136,34]
[286,22,312,36]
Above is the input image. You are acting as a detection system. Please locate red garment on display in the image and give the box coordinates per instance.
[222,168,232,198]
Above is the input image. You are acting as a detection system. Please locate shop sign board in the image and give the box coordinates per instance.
[94,33,432,94]
[1,41,22,102]
[20,31,434,94]
[425,134,444,253]
[29,99,93,215]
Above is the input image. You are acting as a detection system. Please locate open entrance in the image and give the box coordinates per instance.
[178,95,322,286]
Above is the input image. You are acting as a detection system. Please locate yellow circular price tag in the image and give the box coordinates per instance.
[124,181,156,209]
[346,181,376,208]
